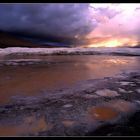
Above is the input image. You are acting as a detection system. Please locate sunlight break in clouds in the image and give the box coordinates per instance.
[85,3,140,48]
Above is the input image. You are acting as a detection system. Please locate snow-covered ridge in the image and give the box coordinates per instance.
[0,47,140,56]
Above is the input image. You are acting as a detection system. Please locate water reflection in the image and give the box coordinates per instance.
[88,99,135,122]
[104,59,129,64]
[89,106,119,121]
[0,115,51,136]
[0,55,139,104]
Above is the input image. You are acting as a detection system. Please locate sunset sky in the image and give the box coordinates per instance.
[0,3,140,47]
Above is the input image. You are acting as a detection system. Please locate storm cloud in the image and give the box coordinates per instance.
[0,3,98,43]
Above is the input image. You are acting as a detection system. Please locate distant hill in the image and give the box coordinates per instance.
[0,31,57,48]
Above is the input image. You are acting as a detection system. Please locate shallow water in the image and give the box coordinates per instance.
[0,55,140,104]
[0,115,50,136]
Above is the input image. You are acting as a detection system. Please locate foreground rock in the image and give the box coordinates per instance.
[0,71,140,136]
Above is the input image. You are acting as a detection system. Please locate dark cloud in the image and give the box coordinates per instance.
[0,4,98,44]
[135,7,140,11]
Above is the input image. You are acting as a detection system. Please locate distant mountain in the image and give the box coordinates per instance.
[0,31,59,48]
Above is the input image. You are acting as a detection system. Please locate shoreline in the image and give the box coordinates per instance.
[0,47,140,56]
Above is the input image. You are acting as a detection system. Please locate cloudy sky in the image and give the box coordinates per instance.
[0,3,140,47]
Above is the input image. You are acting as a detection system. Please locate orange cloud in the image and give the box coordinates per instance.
[82,36,138,48]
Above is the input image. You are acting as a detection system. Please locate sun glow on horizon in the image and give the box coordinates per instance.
[84,37,138,48]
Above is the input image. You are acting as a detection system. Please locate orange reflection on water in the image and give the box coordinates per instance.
[0,115,51,136]
[89,106,119,121]
[88,100,136,122]
[0,55,139,104]
[103,59,129,64]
